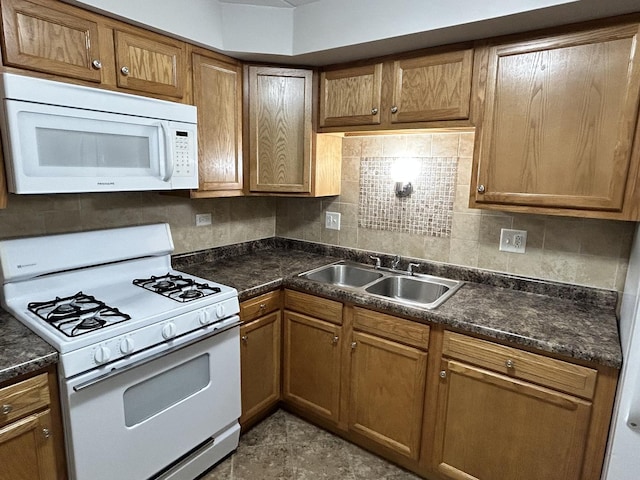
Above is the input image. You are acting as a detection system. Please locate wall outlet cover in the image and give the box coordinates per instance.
[499,228,527,253]
[195,213,212,227]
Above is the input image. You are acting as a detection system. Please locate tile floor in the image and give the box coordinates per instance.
[199,409,422,480]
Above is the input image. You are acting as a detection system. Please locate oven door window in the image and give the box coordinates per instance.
[123,353,210,427]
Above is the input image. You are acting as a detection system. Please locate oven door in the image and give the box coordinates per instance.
[60,324,240,480]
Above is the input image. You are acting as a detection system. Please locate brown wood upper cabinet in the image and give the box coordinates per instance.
[470,22,640,219]
[1,0,186,99]
[190,49,243,197]
[1,0,103,82]
[246,65,341,196]
[319,48,474,131]
[113,29,185,98]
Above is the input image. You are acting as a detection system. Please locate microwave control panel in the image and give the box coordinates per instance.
[173,130,195,177]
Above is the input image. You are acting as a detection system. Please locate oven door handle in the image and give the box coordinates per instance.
[72,318,241,392]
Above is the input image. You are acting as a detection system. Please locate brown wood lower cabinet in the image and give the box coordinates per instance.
[0,370,66,480]
[432,360,592,480]
[349,330,427,460]
[283,310,342,423]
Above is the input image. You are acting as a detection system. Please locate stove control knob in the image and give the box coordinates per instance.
[215,304,225,319]
[94,346,111,365]
[119,337,135,355]
[162,322,177,340]
[199,310,211,325]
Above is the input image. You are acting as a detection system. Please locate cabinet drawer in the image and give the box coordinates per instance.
[0,373,50,428]
[353,307,430,350]
[284,290,343,325]
[442,331,597,399]
[241,290,281,323]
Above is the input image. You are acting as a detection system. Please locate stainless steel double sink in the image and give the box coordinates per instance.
[298,260,463,310]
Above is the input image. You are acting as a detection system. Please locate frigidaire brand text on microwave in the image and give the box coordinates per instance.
[0,73,198,194]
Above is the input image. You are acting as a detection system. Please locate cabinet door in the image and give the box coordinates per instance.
[0,410,58,480]
[283,310,341,422]
[1,0,102,82]
[390,49,473,124]
[432,360,592,480]
[192,52,243,195]
[349,331,427,460]
[248,66,313,193]
[240,311,281,426]
[319,63,383,127]
[473,24,640,212]
[114,29,185,98]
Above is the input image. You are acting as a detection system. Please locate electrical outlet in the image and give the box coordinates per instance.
[499,228,527,253]
[325,211,341,230]
[195,213,212,227]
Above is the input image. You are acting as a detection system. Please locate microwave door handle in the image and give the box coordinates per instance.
[158,122,174,182]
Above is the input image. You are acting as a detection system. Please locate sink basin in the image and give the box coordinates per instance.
[300,263,384,287]
[299,261,463,309]
[364,275,462,309]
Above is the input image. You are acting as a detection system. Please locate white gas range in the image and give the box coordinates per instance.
[0,224,241,480]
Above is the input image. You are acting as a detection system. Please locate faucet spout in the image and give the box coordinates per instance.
[392,255,401,270]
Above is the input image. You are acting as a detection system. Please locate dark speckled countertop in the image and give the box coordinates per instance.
[0,309,58,384]
[0,239,623,384]
[175,241,622,369]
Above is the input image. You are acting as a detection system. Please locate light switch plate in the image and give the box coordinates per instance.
[325,211,341,230]
[499,228,527,253]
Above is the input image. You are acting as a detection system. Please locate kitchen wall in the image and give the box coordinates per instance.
[0,193,276,254]
[276,132,635,291]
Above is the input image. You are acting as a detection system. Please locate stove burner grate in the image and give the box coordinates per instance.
[28,292,131,337]
[133,273,221,302]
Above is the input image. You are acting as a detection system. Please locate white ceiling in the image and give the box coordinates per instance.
[218,0,321,7]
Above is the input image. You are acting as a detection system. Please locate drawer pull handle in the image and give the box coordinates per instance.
[259,303,266,310]
[42,428,51,439]
[505,359,515,369]
[439,370,447,379]
[332,335,339,345]
[1,404,12,415]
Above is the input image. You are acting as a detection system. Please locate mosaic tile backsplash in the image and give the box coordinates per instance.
[358,156,457,236]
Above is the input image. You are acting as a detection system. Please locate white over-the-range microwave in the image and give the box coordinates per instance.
[0,73,198,194]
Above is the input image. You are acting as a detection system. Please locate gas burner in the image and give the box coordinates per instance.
[28,292,131,337]
[134,273,221,303]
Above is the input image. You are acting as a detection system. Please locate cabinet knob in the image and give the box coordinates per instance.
[505,359,515,369]
[259,303,266,310]
[350,341,357,349]
[1,404,11,415]
[332,335,339,344]
[241,335,248,343]
[477,184,486,193]
[439,370,447,379]
[390,106,398,114]
[92,59,102,70]
[42,427,51,439]
[371,107,378,115]
[121,66,130,76]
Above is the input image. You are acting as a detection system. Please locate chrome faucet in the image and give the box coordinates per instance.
[392,255,401,270]
[369,255,381,269]
[407,263,420,275]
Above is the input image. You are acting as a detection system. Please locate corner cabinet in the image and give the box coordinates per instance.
[319,47,474,132]
[190,48,243,197]
[0,369,66,480]
[246,66,341,196]
[470,22,640,219]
